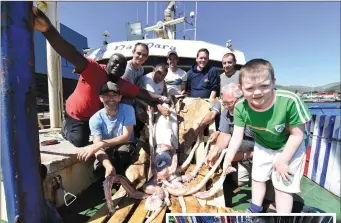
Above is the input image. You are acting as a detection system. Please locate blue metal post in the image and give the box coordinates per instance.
[1,2,48,222]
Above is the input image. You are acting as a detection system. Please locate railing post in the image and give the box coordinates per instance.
[1,2,48,222]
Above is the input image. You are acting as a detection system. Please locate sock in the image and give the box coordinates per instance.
[250,202,263,213]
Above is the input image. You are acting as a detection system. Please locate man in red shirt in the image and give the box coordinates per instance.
[32,7,169,147]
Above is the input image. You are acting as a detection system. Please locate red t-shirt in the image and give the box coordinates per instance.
[66,58,139,120]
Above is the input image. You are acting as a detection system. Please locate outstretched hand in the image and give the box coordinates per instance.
[206,148,221,168]
[32,6,51,32]
[222,156,235,175]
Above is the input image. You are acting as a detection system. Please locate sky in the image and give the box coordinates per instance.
[58,1,340,86]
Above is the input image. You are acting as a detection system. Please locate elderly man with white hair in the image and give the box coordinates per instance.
[206,83,255,187]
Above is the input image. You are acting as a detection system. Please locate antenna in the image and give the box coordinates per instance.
[154,2,157,38]
[194,1,197,40]
[136,7,139,22]
[145,1,149,39]
[183,3,186,33]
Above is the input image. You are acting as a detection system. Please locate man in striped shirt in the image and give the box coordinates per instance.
[222,59,311,213]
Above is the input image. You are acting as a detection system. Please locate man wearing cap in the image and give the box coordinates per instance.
[77,81,137,177]
[32,7,170,148]
[164,50,187,96]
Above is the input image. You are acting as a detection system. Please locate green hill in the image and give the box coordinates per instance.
[276,82,340,93]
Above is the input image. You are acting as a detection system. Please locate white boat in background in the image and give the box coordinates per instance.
[85,38,246,71]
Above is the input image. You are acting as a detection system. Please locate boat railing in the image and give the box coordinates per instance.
[304,113,340,198]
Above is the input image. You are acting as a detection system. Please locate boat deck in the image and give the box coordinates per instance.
[1,128,340,223]
[57,173,341,223]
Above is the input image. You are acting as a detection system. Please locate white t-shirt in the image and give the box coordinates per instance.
[139,72,164,95]
[164,68,187,96]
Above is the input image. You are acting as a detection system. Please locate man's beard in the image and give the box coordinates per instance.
[105,103,119,113]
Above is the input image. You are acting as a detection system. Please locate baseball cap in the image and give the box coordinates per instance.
[99,81,120,95]
[167,50,178,58]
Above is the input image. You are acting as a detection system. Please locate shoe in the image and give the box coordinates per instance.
[61,119,67,140]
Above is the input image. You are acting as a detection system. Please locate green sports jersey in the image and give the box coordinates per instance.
[234,89,311,150]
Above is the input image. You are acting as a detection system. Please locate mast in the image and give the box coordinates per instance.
[41,2,63,128]
[145,1,149,39]
[194,1,197,40]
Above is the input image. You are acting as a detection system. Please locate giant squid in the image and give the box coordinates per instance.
[103,98,236,222]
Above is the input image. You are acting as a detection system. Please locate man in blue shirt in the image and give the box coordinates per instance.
[77,81,137,178]
[186,48,220,100]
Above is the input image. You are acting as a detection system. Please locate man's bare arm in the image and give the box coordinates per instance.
[209,91,217,101]
[98,125,134,149]
[93,136,111,166]
[32,7,88,72]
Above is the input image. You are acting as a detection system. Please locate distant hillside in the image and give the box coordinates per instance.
[276,82,340,93]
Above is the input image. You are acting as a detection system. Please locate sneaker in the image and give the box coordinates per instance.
[61,119,67,140]
[245,208,253,213]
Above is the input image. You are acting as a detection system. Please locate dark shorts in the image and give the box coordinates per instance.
[62,113,90,147]
[93,143,138,176]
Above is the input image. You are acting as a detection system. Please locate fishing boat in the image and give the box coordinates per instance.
[1,2,340,223]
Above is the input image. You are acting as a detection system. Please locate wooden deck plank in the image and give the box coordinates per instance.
[203,204,218,213]
[184,196,206,213]
[171,196,182,213]
[107,197,137,223]
[87,189,127,223]
[150,206,167,223]
[128,199,148,223]
[86,205,110,223]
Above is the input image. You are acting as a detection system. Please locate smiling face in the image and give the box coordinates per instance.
[222,55,236,74]
[132,45,149,66]
[99,91,122,112]
[221,91,238,113]
[196,51,209,70]
[167,54,179,69]
[106,53,127,78]
[153,67,168,84]
[240,73,276,110]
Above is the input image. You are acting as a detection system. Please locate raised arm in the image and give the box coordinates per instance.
[32,7,88,72]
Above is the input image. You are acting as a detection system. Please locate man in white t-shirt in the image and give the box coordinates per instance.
[140,64,167,96]
[138,64,169,116]
[164,50,187,96]
[135,64,169,140]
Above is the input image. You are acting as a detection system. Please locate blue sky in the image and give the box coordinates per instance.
[58,1,340,86]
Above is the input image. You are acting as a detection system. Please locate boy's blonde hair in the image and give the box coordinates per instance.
[239,59,275,85]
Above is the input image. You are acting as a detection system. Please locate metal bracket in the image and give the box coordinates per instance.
[53,175,77,206]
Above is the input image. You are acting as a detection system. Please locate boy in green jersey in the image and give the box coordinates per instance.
[222,59,311,213]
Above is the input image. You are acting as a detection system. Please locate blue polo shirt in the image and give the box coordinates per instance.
[89,103,136,143]
[186,64,220,98]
